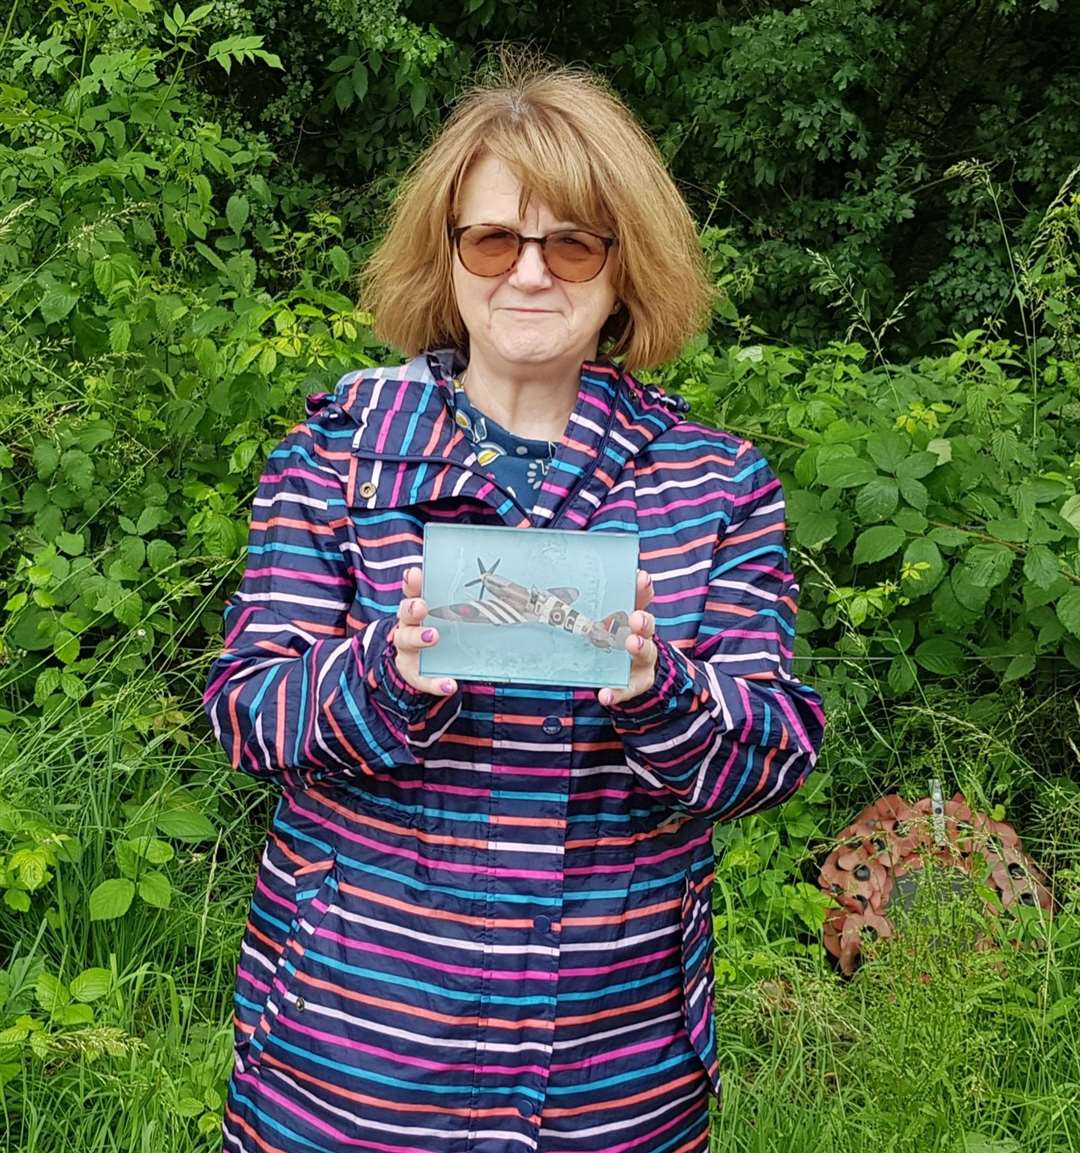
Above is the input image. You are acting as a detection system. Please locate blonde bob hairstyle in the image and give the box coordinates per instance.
[358,53,713,373]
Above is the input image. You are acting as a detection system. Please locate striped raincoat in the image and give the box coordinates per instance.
[204,346,827,1153]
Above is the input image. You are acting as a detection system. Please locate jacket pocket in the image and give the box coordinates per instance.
[680,871,723,1102]
[247,849,339,1072]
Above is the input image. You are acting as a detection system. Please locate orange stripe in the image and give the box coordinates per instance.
[311,789,489,851]
[641,532,715,560]
[542,1068,702,1117]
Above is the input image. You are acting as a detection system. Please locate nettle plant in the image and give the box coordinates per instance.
[666,330,1080,702]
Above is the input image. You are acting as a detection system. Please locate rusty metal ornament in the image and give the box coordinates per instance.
[818,792,1053,975]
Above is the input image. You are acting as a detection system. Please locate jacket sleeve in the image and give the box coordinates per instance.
[605,440,826,823]
[202,424,461,790]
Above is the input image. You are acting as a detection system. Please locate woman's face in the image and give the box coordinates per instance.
[450,152,619,372]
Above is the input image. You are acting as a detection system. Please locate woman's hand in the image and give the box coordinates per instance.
[597,570,657,707]
[389,567,458,697]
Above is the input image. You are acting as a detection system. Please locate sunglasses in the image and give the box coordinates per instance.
[449,224,618,283]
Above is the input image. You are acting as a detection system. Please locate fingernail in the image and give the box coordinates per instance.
[600,689,613,706]
[421,628,435,643]
[635,636,645,651]
[411,600,421,615]
[441,679,455,694]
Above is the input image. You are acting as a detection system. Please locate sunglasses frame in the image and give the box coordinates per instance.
[448,223,618,283]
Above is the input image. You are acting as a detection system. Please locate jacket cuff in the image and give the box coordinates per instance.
[365,618,462,742]
[603,637,699,734]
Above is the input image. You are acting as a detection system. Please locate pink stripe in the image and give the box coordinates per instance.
[731,477,781,507]
[254,874,297,916]
[549,1030,677,1071]
[241,565,350,587]
[233,1068,451,1152]
[348,567,406,592]
[309,922,557,982]
[559,945,677,977]
[374,375,411,454]
[275,1013,548,1076]
[388,460,406,506]
[639,491,730,516]
[285,796,559,879]
[540,479,571,497]
[266,466,339,492]
[235,966,271,995]
[652,585,708,604]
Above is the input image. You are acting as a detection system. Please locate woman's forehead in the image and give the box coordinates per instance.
[454,152,603,229]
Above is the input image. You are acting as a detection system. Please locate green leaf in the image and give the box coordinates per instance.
[409,80,428,117]
[124,835,175,864]
[55,531,84,556]
[156,808,217,842]
[33,441,59,479]
[39,286,78,324]
[865,430,909,473]
[986,517,1028,542]
[1057,588,1080,639]
[914,637,965,676]
[854,477,898,523]
[35,973,69,1012]
[886,654,916,693]
[794,511,838,549]
[52,630,79,665]
[226,193,250,235]
[68,968,111,1003]
[351,59,368,100]
[898,476,928,511]
[52,1002,94,1026]
[137,871,172,909]
[60,449,94,495]
[902,538,945,596]
[147,540,177,572]
[89,878,135,921]
[335,74,353,111]
[109,318,131,354]
[1023,544,1060,589]
[852,525,905,565]
[962,543,1014,589]
[1060,494,1080,534]
[817,455,877,489]
[896,451,939,480]
[1001,653,1036,683]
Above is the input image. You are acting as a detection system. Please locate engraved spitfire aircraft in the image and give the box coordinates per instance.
[427,559,633,652]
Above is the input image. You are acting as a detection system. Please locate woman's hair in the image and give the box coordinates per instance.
[358,48,713,372]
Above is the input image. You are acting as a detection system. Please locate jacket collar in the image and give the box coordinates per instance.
[327,347,685,528]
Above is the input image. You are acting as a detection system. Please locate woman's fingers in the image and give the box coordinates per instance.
[634,569,655,612]
[597,608,658,708]
[390,566,457,696]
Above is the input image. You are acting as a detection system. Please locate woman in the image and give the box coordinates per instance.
[204,57,826,1153]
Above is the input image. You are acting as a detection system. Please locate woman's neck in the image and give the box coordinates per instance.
[458,351,592,442]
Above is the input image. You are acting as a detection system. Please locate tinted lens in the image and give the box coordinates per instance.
[457,227,520,276]
[544,231,608,281]
[456,227,610,281]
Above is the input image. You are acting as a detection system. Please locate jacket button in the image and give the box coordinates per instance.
[359,481,377,499]
[541,716,563,736]
[295,997,306,1012]
[533,914,551,933]
[513,1097,536,1118]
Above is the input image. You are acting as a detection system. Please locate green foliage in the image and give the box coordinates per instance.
[1,2,1079,1149]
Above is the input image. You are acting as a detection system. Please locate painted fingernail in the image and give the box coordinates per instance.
[421,628,435,643]
[441,680,455,694]
[600,689,614,706]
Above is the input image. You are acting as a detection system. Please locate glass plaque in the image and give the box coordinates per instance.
[418,523,638,688]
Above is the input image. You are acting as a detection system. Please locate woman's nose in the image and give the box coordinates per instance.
[509,239,552,286]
